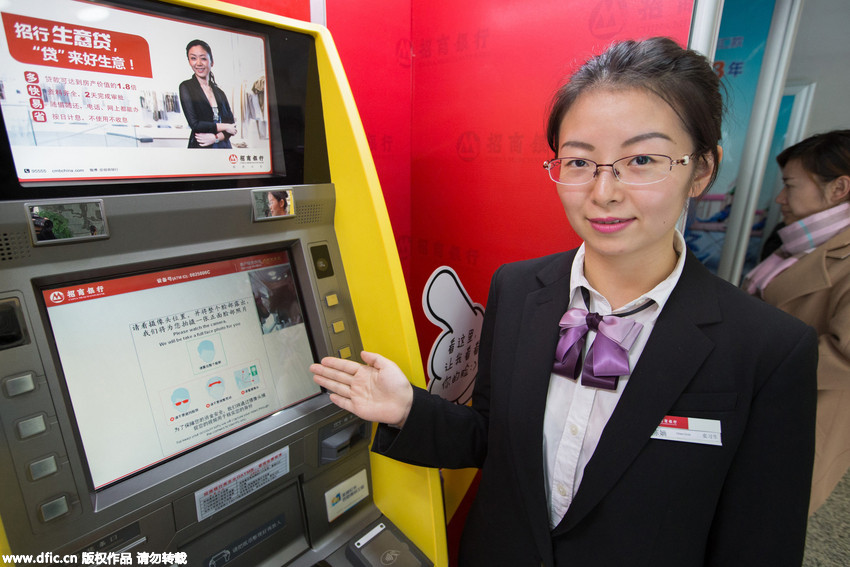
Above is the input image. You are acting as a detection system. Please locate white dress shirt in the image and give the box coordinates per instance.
[542,232,687,528]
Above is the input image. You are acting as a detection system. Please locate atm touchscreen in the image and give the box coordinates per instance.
[40,249,320,489]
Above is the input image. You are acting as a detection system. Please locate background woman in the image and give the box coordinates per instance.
[313,37,817,565]
[178,39,237,148]
[744,130,850,514]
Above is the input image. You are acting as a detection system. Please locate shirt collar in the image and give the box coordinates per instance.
[570,230,687,315]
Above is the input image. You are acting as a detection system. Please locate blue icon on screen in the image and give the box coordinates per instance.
[171,388,191,408]
[234,366,260,390]
[206,377,225,399]
[197,340,216,363]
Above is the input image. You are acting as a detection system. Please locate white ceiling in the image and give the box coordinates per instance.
[785,0,850,134]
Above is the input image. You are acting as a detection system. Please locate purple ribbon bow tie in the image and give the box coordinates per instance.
[552,307,645,390]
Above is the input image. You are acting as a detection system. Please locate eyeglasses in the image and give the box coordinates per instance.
[543,154,691,186]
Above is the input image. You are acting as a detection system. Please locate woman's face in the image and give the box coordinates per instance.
[775,159,833,223]
[267,193,286,216]
[555,87,712,266]
[187,45,212,80]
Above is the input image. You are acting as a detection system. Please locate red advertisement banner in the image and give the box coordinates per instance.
[2,11,152,78]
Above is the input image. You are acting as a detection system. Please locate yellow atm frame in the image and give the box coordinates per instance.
[0,1,448,565]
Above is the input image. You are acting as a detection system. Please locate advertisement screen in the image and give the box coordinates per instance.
[0,0,274,183]
[41,250,319,489]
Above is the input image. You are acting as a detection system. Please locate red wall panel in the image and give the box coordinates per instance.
[408,0,693,365]
[326,1,413,278]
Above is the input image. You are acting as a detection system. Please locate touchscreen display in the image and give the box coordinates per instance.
[41,250,319,489]
[0,0,273,182]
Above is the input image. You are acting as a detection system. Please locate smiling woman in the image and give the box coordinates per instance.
[310,37,818,566]
[549,87,715,306]
[178,39,238,149]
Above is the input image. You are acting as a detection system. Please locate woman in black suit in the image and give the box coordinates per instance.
[311,37,817,566]
[178,39,237,148]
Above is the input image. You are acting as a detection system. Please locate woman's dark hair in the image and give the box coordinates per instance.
[776,130,850,188]
[269,190,289,205]
[186,39,213,62]
[186,39,217,86]
[546,37,724,191]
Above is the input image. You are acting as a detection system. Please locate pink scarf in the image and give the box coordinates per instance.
[743,202,850,297]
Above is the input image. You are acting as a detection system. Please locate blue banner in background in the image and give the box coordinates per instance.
[685,0,777,274]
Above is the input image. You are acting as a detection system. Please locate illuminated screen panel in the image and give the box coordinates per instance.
[41,250,320,489]
[0,0,274,182]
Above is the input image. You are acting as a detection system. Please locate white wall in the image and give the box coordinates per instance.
[785,0,850,135]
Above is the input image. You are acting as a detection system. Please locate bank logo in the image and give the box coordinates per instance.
[396,39,412,68]
[589,0,626,39]
[457,131,480,162]
[49,291,65,304]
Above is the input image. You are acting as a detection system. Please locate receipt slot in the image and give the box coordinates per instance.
[321,417,371,465]
[0,299,28,350]
[0,0,447,565]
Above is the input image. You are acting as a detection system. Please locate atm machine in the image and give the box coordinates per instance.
[0,0,447,565]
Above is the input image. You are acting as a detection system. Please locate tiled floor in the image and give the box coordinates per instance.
[804,470,850,566]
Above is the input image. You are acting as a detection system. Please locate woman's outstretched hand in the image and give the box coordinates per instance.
[310,351,413,428]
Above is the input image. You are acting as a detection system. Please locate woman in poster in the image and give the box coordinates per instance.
[178,39,237,149]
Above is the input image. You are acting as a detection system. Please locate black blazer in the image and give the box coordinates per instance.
[374,250,817,566]
[178,75,234,148]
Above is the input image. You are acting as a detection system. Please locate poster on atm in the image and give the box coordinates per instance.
[0,0,272,182]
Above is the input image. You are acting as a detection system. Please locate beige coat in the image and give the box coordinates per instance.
[762,226,850,514]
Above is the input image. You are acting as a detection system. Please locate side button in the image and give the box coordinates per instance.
[29,455,59,481]
[17,414,47,439]
[325,294,339,307]
[338,346,352,359]
[4,372,36,398]
[39,495,70,523]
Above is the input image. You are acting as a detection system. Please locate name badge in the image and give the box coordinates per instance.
[651,415,722,446]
